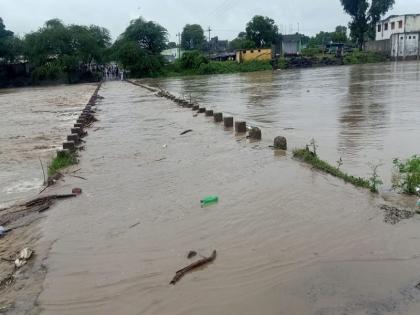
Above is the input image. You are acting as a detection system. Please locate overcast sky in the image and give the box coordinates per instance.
[1,0,418,42]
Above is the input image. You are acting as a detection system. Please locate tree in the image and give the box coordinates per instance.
[121,17,167,54]
[229,32,256,50]
[245,16,279,48]
[112,17,167,77]
[0,18,13,39]
[0,17,22,63]
[340,0,395,50]
[23,19,111,82]
[181,24,205,50]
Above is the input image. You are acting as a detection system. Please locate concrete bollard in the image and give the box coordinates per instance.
[192,105,199,111]
[63,141,75,151]
[274,136,288,150]
[205,110,214,117]
[71,127,82,135]
[248,127,262,140]
[198,108,206,113]
[224,117,234,127]
[214,112,223,122]
[235,121,247,133]
[67,133,80,143]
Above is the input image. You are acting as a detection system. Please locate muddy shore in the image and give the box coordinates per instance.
[1,76,420,314]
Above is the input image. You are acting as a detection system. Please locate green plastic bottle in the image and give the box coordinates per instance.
[201,195,219,207]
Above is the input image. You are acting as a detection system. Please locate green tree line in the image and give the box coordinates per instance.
[0,0,396,83]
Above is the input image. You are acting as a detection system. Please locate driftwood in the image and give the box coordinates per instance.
[180,129,193,135]
[25,194,76,207]
[170,250,216,285]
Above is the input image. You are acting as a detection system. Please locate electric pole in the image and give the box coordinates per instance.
[176,32,181,60]
[207,26,212,59]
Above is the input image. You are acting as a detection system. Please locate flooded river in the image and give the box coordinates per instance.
[146,61,420,187]
[1,63,420,315]
[0,84,97,206]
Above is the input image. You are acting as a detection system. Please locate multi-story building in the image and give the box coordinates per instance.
[374,14,420,59]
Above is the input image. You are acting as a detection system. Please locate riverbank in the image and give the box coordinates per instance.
[156,51,388,78]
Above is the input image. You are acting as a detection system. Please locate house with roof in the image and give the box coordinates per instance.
[374,14,420,59]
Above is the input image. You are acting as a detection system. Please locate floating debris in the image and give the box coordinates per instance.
[14,248,34,268]
[381,205,415,225]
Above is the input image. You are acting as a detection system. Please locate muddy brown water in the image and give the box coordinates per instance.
[1,63,420,315]
[144,61,420,190]
[0,84,97,207]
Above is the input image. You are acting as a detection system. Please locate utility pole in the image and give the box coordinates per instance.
[207,26,212,59]
[176,32,181,60]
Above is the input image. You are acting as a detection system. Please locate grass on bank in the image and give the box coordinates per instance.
[163,60,272,77]
[293,147,379,193]
[48,150,78,177]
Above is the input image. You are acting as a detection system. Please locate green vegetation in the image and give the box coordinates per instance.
[392,156,420,195]
[343,51,388,64]
[245,15,279,48]
[307,26,349,47]
[340,0,395,50]
[163,51,271,77]
[229,32,256,50]
[48,150,78,177]
[293,146,379,192]
[0,18,22,64]
[111,17,167,78]
[24,19,111,83]
[181,24,206,50]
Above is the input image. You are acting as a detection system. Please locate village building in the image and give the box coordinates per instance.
[370,14,420,59]
[235,48,272,63]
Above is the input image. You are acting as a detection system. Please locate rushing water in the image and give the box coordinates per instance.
[145,61,420,188]
[2,63,420,315]
[0,84,97,206]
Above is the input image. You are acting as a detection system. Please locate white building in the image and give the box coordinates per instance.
[161,48,184,63]
[375,14,420,59]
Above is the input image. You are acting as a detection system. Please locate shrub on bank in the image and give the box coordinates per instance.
[48,150,78,177]
[392,156,420,195]
[343,51,388,65]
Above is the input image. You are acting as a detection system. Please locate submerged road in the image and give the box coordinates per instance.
[34,81,420,315]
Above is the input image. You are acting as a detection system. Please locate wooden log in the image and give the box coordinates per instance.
[170,250,217,285]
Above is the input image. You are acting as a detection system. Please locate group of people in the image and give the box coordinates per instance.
[101,65,126,81]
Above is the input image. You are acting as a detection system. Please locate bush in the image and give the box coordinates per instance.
[392,156,420,195]
[301,47,322,57]
[343,51,387,65]
[179,51,208,70]
[48,150,78,177]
